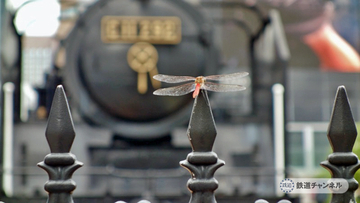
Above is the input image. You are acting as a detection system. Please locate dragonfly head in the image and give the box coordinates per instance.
[194,76,205,85]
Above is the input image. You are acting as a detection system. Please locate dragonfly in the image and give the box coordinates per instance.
[153,72,248,98]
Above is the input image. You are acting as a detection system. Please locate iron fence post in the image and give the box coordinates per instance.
[38,85,83,203]
[180,90,225,203]
[320,86,360,203]
[35,84,360,203]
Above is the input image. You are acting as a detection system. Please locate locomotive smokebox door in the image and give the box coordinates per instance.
[63,0,219,139]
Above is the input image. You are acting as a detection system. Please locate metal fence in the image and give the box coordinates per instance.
[13,84,359,203]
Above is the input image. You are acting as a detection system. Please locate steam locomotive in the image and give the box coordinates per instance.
[2,0,288,201]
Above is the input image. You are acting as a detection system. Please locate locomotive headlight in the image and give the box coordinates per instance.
[13,0,60,37]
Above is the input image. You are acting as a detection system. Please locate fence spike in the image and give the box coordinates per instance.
[187,89,217,152]
[45,85,76,153]
[38,85,83,203]
[327,85,357,152]
[180,90,224,203]
[321,85,360,203]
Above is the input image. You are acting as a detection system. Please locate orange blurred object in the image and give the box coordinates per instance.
[303,23,360,72]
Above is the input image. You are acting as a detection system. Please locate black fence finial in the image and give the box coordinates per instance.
[180,90,225,203]
[321,85,360,203]
[38,85,83,203]
[45,85,76,153]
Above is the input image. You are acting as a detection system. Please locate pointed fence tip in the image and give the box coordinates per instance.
[187,90,217,152]
[327,85,357,152]
[336,85,347,98]
[46,84,75,153]
[53,85,66,99]
[56,84,65,92]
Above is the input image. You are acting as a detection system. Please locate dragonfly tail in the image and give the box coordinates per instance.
[193,84,201,98]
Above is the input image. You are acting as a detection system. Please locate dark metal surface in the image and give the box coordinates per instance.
[15,76,360,203]
[37,85,83,203]
[320,86,360,203]
[186,90,217,152]
[30,83,360,203]
[180,90,225,203]
[256,86,360,201]
[63,0,219,139]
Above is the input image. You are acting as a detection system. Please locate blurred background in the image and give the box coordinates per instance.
[0,0,359,202]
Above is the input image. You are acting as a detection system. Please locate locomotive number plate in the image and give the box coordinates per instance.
[101,16,181,44]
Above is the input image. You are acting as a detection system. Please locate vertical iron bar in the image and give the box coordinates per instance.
[2,82,15,196]
[38,85,83,203]
[320,85,360,203]
[272,83,285,197]
[180,90,224,203]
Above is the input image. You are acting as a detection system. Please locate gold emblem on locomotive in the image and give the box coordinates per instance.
[127,42,160,94]
[101,16,181,44]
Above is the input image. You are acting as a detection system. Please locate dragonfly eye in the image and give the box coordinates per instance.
[195,76,204,84]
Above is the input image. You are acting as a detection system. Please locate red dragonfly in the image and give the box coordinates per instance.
[153,72,248,98]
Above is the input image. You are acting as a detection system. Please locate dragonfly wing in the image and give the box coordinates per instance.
[202,82,246,92]
[153,83,196,96]
[153,74,195,83]
[205,72,249,81]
